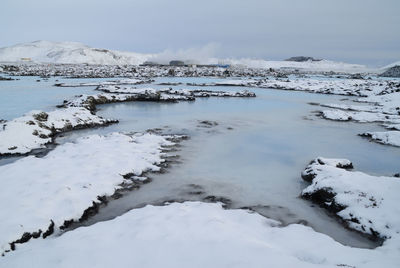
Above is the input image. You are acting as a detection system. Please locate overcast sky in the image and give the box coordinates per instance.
[1,0,399,66]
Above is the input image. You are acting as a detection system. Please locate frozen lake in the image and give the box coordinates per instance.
[1,76,399,248]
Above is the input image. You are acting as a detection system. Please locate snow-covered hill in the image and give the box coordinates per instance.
[0,40,152,65]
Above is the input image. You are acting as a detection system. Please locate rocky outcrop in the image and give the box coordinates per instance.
[285,56,321,62]
[380,65,400,78]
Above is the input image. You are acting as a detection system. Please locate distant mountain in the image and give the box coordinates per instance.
[285,56,322,62]
[0,40,152,65]
[0,40,373,73]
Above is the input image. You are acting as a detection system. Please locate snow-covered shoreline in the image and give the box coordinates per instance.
[0,107,117,155]
[0,132,183,253]
[301,157,400,240]
[317,93,400,146]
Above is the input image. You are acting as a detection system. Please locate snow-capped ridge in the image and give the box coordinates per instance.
[0,40,152,65]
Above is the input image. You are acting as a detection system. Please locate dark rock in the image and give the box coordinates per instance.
[203,195,232,208]
[42,220,55,238]
[169,60,185,66]
[302,188,346,213]
[380,65,400,78]
[197,120,218,128]
[168,68,176,76]
[0,76,15,81]
[38,133,49,139]
[33,112,49,122]
[285,56,321,62]
[348,73,364,80]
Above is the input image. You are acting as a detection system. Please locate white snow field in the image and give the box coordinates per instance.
[0,132,176,252]
[2,201,400,268]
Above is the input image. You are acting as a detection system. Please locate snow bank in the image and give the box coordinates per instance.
[0,132,176,252]
[321,110,400,123]
[54,78,152,87]
[214,79,259,86]
[3,201,399,267]
[97,85,256,98]
[0,40,152,65]
[360,131,400,147]
[312,81,400,145]
[358,92,400,115]
[302,157,400,239]
[0,107,115,155]
[258,78,399,97]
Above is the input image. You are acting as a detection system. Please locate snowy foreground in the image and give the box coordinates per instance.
[2,201,400,268]
[0,132,179,252]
